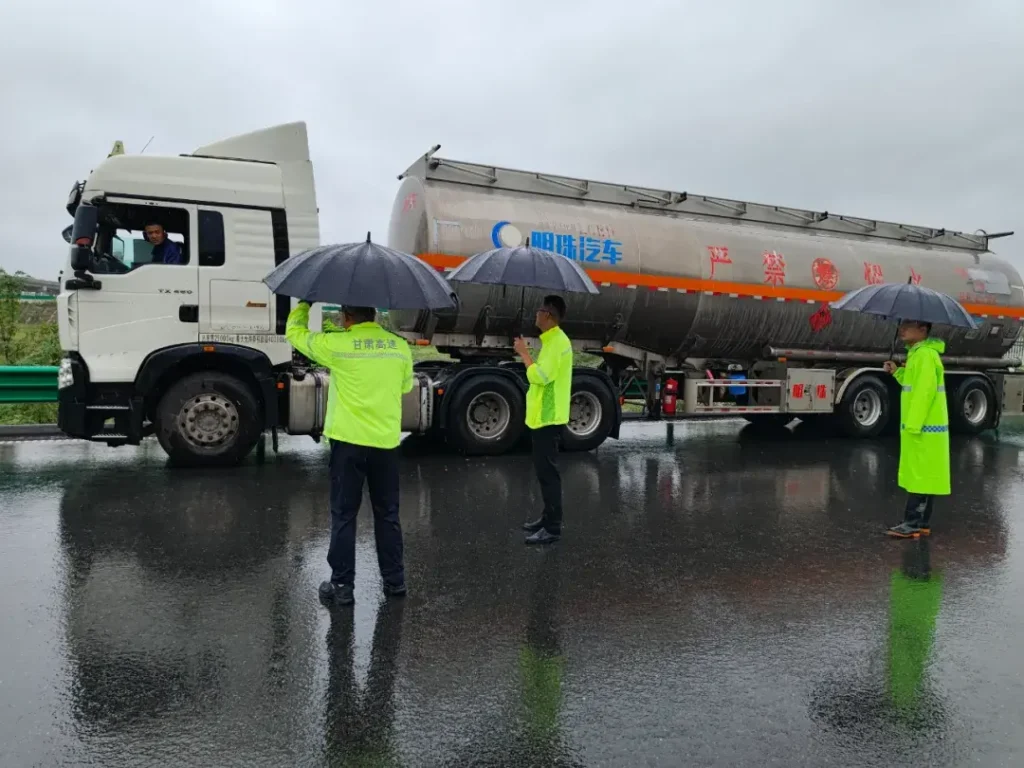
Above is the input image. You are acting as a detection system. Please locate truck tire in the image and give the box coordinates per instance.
[948,375,996,435]
[835,374,890,438]
[561,376,617,452]
[447,374,525,455]
[155,371,263,467]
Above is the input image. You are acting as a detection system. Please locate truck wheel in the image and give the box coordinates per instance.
[155,371,263,467]
[448,374,525,455]
[835,374,890,438]
[561,376,617,452]
[948,376,996,435]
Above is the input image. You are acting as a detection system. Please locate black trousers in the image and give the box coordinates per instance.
[903,493,935,528]
[328,440,405,588]
[531,425,563,532]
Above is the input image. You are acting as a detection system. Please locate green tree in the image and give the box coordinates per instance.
[0,269,24,364]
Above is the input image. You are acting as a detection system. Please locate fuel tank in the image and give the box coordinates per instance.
[388,149,1022,360]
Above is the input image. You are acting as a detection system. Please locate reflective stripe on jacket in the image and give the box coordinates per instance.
[286,303,413,449]
[893,338,950,495]
[525,326,573,429]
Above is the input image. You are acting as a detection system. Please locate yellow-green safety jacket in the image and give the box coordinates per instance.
[893,338,950,496]
[525,326,573,430]
[286,302,413,449]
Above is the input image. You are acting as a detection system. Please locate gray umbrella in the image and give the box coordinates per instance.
[446,243,600,294]
[263,234,457,310]
[830,282,976,329]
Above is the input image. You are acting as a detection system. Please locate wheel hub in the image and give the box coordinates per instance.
[568,392,602,437]
[179,394,240,448]
[466,392,510,440]
[964,389,988,425]
[853,389,882,427]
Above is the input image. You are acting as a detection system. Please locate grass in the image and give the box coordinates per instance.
[0,323,61,425]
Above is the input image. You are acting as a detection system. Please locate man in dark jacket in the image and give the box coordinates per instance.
[144,223,183,264]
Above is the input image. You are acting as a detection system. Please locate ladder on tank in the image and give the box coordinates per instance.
[401,146,1012,253]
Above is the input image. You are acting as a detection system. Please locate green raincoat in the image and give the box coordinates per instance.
[893,338,950,496]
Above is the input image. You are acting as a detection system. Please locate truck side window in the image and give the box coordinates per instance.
[198,210,226,267]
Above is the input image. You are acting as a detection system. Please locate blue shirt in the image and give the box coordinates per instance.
[152,239,183,265]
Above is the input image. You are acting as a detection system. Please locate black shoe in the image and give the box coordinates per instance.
[525,528,561,545]
[319,581,354,605]
[522,517,546,533]
[383,582,407,598]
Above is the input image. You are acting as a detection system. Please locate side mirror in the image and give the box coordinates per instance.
[62,225,73,243]
[70,245,93,272]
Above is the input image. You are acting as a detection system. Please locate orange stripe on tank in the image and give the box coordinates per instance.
[415,253,1024,320]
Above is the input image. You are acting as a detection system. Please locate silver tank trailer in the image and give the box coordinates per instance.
[388,149,1022,361]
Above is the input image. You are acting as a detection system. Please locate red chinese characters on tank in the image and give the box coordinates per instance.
[909,267,922,285]
[763,250,786,287]
[863,262,884,285]
[402,193,418,212]
[706,246,732,278]
[811,258,839,290]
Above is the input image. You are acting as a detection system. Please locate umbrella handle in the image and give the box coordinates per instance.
[518,285,527,336]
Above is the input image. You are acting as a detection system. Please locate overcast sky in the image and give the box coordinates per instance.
[1,0,1021,279]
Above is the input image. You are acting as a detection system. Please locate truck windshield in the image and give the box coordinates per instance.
[71,201,189,271]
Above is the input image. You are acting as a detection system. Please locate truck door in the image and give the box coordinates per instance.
[197,207,289,364]
[75,199,199,383]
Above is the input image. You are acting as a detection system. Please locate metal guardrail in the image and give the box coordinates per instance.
[0,366,59,403]
[18,293,58,301]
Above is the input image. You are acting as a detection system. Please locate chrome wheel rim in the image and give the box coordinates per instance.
[567,391,602,438]
[964,388,988,426]
[178,393,240,449]
[853,389,883,427]
[466,392,511,441]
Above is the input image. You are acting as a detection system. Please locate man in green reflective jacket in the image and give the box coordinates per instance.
[883,321,951,538]
[515,295,573,546]
[287,301,414,606]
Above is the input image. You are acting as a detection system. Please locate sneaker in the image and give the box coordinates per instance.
[522,517,546,533]
[886,523,922,539]
[525,528,561,545]
[319,581,354,605]
[919,527,931,536]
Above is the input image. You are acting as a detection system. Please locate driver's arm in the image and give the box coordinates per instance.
[163,240,184,265]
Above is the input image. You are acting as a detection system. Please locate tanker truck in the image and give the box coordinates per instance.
[55,122,1024,466]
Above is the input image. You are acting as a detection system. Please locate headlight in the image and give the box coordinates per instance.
[58,358,74,389]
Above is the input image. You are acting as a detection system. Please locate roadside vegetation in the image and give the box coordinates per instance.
[0,270,60,425]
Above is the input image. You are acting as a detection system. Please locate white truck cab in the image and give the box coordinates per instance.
[58,123,327,464]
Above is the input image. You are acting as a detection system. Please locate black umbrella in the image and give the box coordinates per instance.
[830,281,976,329]
[263,234,457,310]
[446,242,600,295]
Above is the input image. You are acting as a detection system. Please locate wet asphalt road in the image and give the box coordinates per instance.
[2,422,1024,767]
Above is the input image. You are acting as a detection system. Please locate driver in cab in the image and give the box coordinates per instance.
[144,223,183,265]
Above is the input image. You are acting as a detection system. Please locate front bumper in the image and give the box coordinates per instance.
[57,355,90,438]
[57,355,144,444]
